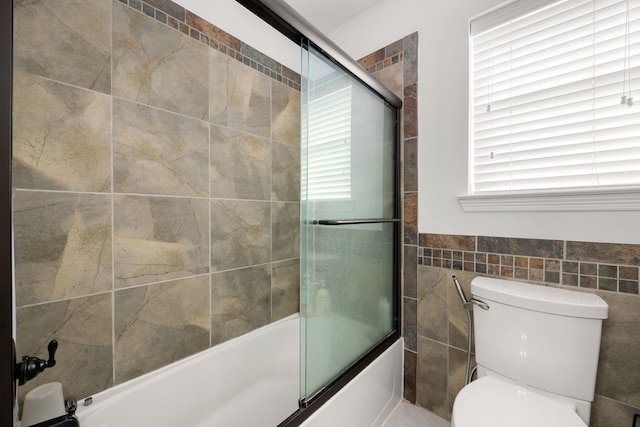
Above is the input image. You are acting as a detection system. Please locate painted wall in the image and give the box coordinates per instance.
[12,0,300,407]
[330,0,640,245]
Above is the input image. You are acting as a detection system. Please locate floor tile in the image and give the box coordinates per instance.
[382,400,450,427]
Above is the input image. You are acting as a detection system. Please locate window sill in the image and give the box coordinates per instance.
[458,187,640,212]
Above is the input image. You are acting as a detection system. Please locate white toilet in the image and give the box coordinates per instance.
[451,277,608,427]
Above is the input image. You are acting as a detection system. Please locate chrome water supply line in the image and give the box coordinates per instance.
[451,275,489,385]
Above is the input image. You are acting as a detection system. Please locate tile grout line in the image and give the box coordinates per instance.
[110,0,117,387]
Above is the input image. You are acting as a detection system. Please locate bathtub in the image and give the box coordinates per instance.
[75,313,402,427]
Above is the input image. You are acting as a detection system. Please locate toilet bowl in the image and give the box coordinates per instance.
[451,376,586,427]
[450,277,608,427]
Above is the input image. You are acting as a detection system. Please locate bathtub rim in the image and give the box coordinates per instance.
[75,313,300,419]
[74,312,402,427]
[278,330,401,427]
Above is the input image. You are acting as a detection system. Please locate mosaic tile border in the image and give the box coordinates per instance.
[417,234,640,295]
[117,0,301,91]
[360,32,419,404]
[357,38,405,73]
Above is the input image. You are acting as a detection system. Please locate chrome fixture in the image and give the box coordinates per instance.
[452,275,489,311]
[451,275,489,386]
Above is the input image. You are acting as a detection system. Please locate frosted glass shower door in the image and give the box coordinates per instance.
[300,42,399,404]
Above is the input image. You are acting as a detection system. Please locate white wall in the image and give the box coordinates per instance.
[329,0,640,244]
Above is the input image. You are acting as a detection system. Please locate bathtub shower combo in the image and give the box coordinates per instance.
[13,0,403,426]
[75,315,403,427]
[73,17,404,425]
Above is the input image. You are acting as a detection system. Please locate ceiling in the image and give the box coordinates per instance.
[284,0,386,33]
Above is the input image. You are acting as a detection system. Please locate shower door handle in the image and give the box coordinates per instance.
[312,218,400,225]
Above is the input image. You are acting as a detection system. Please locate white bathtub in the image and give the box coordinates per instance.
[75,314,402,427]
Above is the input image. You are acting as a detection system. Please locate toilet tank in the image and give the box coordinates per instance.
[471,277,608,402]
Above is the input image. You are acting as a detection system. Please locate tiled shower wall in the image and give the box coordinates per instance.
[362,36,640,426]
[13,0,300,403]
[358,31,419,404]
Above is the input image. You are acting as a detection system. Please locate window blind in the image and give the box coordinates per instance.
[471,0,640,194]
[471,0,561,36]
[302,86,352,200]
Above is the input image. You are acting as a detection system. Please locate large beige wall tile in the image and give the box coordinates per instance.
[210,125,270,200]
[272,259,300,321]
[209,49,230,125]
[14,0,111,93]
[113,2,208,119]
[210,199,271,271]
[113,99,209,197]
[16,294,113,405]
[416,336,449,420]
[210,49,271,137]
[114,195,209,288]
[591,394,640,427]
[14,191,112,307]
[448,346,474,415]
[271,141,300,202]
[13,72,111,192]
[272,80,300,145]
[371,62,403,99]
[114,275,210,383]
[272,202,300,261]
[595,291,640,408]
[417,266,448,343]
[211,265,271,345]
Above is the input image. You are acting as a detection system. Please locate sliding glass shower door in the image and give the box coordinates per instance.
[300,41,399,404]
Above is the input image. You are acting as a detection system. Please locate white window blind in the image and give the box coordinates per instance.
[302,86,352,200]
[471,0,640,194]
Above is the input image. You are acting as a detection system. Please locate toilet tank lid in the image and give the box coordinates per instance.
[471,277,608,319]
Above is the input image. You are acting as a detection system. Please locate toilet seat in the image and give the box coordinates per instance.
[451,376,586,427]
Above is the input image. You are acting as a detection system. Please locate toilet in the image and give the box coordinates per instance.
[451,277,608,427]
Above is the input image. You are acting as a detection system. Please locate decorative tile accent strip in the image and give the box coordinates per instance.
[403,83,418,138]
[567,240,640,266]
[404,137,418,192]
[418,234,640,295]
[419,233,475,252]
[477,235,563,259]
[402,34,419,247]
[118,0,301,91]
[404,192,418,245]
[360,33,420,408]
[358,45,404,73]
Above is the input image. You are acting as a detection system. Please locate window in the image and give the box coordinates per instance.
[302,85,352,200]
[469,0,640,202]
